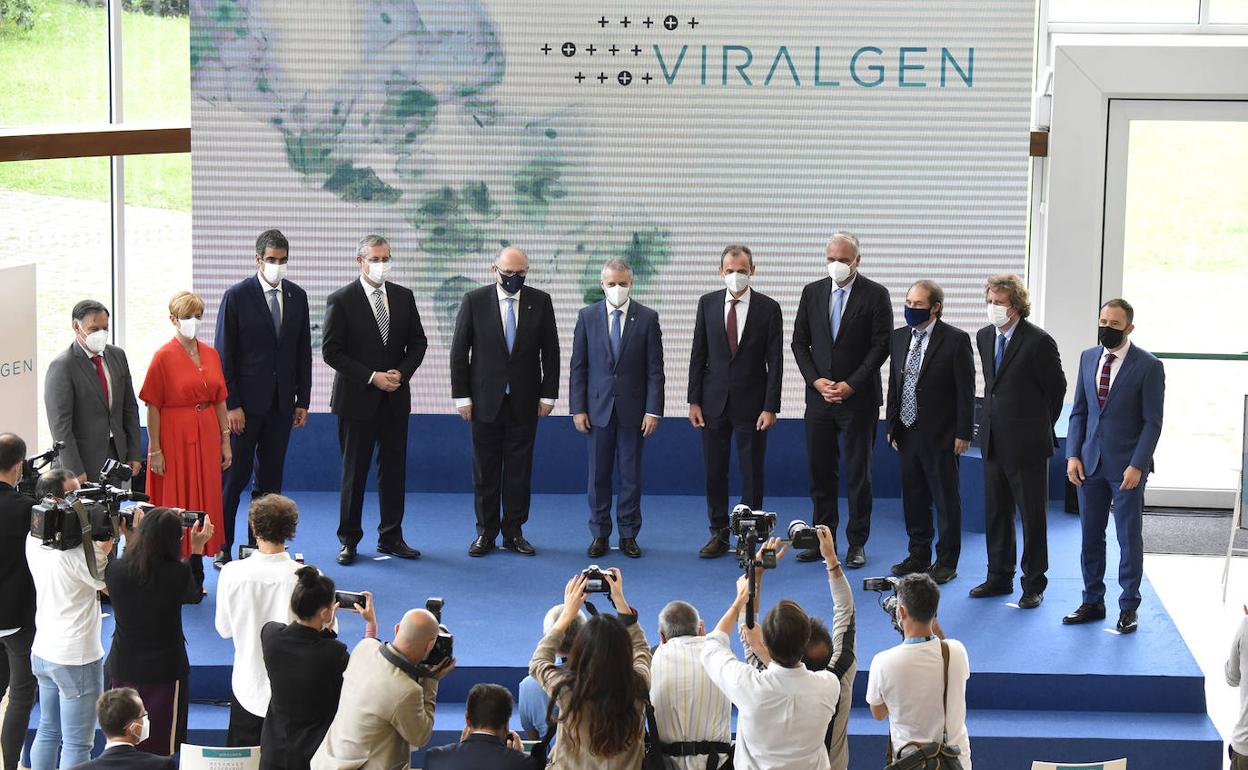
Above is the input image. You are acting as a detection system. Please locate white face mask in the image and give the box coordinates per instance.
[366,261,390,283]
[986,303,1012,329]
[603,285,630,307]
[261,262,287,285]
[82,329,109,355]
[828,260,853,283]
[723,272,750,294]
[177,318,201,340]
[134,715,150,744]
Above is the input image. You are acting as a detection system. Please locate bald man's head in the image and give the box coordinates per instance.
[393,609,440,663]
[495,247,528,271]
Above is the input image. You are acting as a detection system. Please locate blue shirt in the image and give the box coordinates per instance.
[518,674,556,747]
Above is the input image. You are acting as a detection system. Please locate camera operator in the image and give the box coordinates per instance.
[25,477,115,770]
[0,434,37,770]
[739,526,855,770]
[865,574,970,769]
[528,568,651,769]
[701,547,840,770]
[518,604,586,744]
[311,606,456,770]
[215,494,301,747]
[424,684,529,770]
[649,600,732,770]
[35,468,80,501]
[64,687,176,770]
[261,567,377,770]
[104,507,213,755]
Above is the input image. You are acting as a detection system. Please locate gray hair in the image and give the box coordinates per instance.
[909,280,945,313]
[658,600,701,639]
[825,231,860,257]
[357,234,389,258]
[600,258,633,281]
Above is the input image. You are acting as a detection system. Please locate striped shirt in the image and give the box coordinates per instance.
[650,635,733,770]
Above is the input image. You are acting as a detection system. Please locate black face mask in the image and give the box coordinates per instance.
[1098,325,1125,349]
[497,271,525,295]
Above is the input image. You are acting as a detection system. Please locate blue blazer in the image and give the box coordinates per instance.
[215,276,312,416]
[569,300,665,428]
[1066,342,1165,478]
[423,733,531,770]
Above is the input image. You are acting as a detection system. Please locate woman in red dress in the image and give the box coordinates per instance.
[142,291,232,558]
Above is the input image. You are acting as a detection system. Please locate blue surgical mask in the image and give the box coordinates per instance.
[498,270,525,295]
[904,306,932,327]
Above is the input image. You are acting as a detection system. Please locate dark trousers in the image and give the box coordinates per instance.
[227,695,264,748]
[587,412,645,539]
[221,400,293,551]
[471,396,537,540]
[702,403,767,532]
[111,676,188,757]
[805,408,877,548]
[337,402,409,547]
[0,626,35,770]
[896,428,962,568]
[1230,746,1248,770]
[1078,466,1145,610]
[983,458,1049,594]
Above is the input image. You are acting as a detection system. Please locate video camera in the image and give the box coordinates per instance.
[730,505,779,629]
[30,457,149,551]
[863,576,902,635]
[422,597,454,667]
[17,441,65,498]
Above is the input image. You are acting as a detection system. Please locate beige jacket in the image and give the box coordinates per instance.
[529,617,651,770]
[311,639,438,770]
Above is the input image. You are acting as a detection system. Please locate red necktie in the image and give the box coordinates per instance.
[1096,352,1115,408]
[726,299,740,356]
[92,354,109,405]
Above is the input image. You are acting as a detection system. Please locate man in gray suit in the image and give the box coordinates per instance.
[44,300,144,484]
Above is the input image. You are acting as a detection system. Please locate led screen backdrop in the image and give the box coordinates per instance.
[190,0,1035,415]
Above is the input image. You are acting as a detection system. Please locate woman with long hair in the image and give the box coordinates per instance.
[105,506,213,755]
[529,568,651,769]
[260,566,377,770]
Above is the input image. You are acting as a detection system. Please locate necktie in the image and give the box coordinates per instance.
[900,329,926,428]
[504,297,517,354]
[372,289,389,346]
[994,333,1006,371]
[268,289,282,335]
[830,288,845,341]
[1097,352,1117,408]
[610,308,622,361]
[91,354,109,405]
[726,299,740,356]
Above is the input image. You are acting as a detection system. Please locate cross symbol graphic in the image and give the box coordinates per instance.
[609,44,619,55]
[574,71,586,83]
[632,44,642,56]
[663,15,678,30]
[561,41,576,57]
[643,16,654,27]
[620,16,630,27]
[597,72,608,83]
[618,70,632,86]
[586,44,597,55]
[541,43,552,55]
[642,72,653,84]
[688,17,699,28]
[598,15,609,27]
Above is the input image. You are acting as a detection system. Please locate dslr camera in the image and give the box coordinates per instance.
[730,504,777,570]
[422,597,454,667]
[581,564,615,594]
[786,520,819,551]
[863,576,902,635]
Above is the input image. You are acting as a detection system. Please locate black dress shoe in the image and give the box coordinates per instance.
[587,537,608,557]
[795,548,822,563]
[620,538,642,558]
[502,535,536,556]
[1062,603,1106,625]
[468,536,495,557]
[1018,592,1044,609]
[844,546,866,569]
[928,565,958,585]
[890,556,931,576]
[699,529,730,558]
[213,548,230,570]
[337,545,356,565]
[378,540,421,560]
[968,580,1012,598]
[1116,609,1138,634]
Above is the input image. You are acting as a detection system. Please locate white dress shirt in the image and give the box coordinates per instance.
[26,535,108,666]
[830,273,856,309]
[1097,339,1131,392]
[214,550,300,717]
[650,635,732,770]
[259,272,285,315]
[78,341,113,410]
[723,288,751,345]
[360,276,391,385]
[453,284,555,409]
[866,638,972,769]
[606,298,630,336]
[700,629,840,770]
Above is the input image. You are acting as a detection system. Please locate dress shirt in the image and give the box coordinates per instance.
[26,535,108,666]
[214,550,300,717]
[78,341,113,410]
[830,273,856,310]
[700,629,840,770]
[259,273,285,315]
[723,288,752,345]
[866,638,971,770]
[907,321,934,371]
[359,276,391,385]
[650,635,732,770]
[995,316,1019,358]
[1098,339,1131,392]
[453,284,555,409]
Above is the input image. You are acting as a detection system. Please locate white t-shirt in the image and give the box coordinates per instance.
[26,535,108,666]
[866,638,971,770]
[214,551,300,717]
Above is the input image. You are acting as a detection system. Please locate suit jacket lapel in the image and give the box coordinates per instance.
[614,304,640,369]
[991,321,1026,388]
[711,290,731,358]
[509,289,536,360]
[1099,345,1139,412]
[596,302,614,366]
[251,278,279,341]
[277,284,297,341]
[917,321,945,382]
[72,344,109,410]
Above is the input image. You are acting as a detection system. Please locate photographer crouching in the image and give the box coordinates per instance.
[105,506,213,755]
[0,434,38,770]
[865,574,971,770]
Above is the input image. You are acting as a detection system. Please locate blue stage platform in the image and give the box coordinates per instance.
[26,490,1221,769]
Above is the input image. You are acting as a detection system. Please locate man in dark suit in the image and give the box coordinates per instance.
[1063,299,1164,634]
[66,688,177,770]
[971,274,1066,608]
[44,300,143,485]
[0,434,37,770]
[791,232,891,567]
[424,684,529,770]
[689,245,783,558]
[451,247,560,557]
[213,229,312,568]
[322,235,428,565]
[569,259,665,558]
[884,281,975,584]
